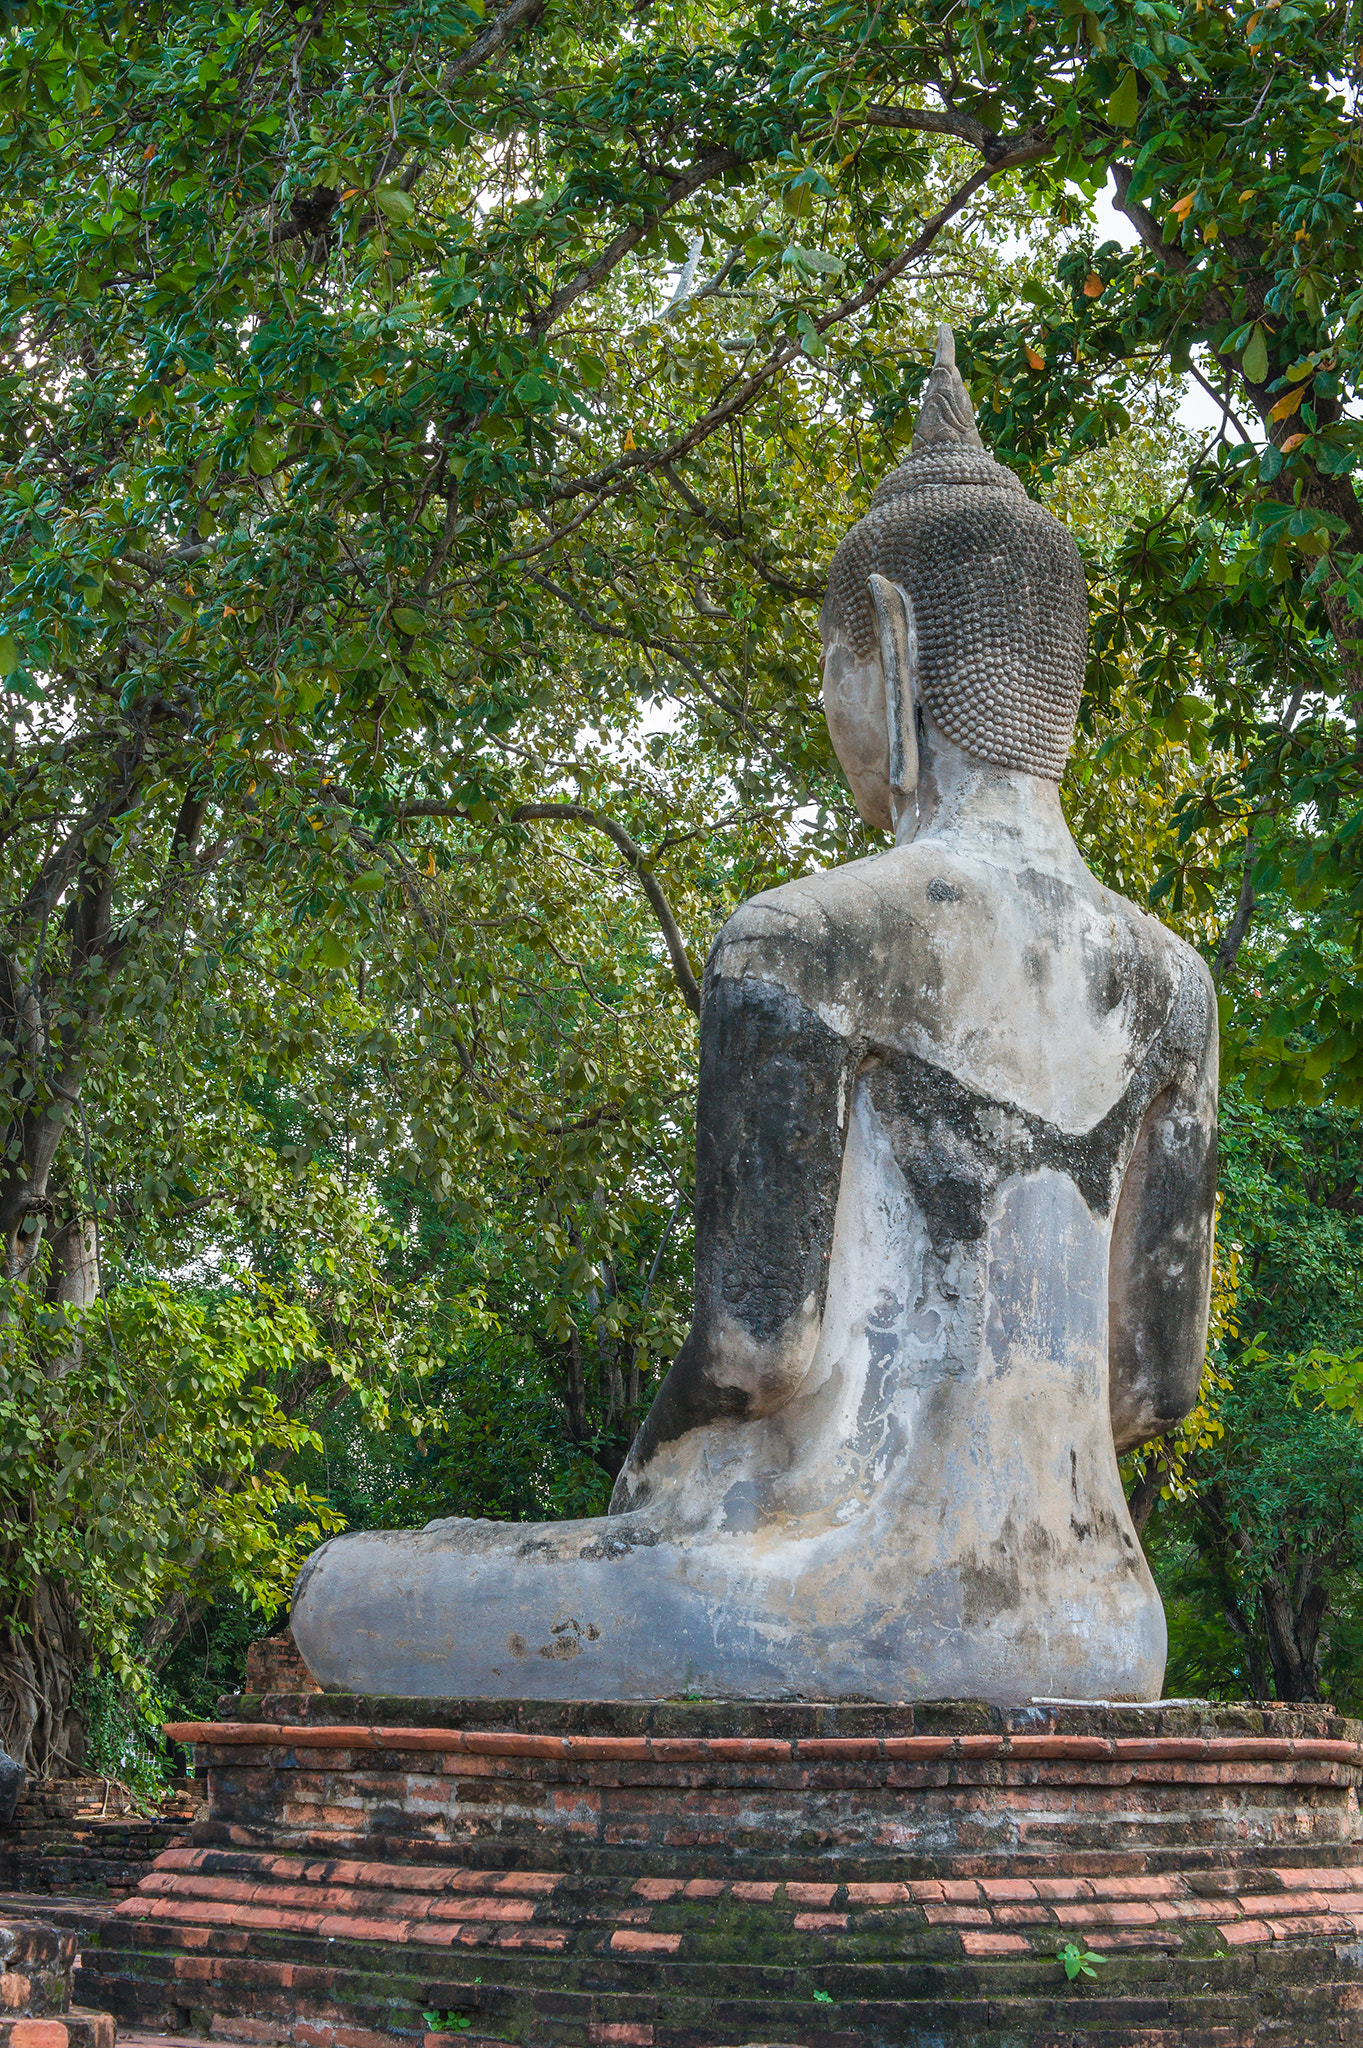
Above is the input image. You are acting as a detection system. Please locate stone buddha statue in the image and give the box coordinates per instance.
[292,328,1217,1706]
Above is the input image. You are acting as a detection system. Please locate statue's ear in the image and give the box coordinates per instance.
[868,574,919,822]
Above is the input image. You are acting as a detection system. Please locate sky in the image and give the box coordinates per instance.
[1090,173,1229,442]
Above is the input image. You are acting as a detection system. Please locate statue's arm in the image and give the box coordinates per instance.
[1107,959,1219,1456]
[612,920,856,1508]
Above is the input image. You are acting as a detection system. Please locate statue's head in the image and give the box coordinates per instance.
[820,327,1087,832]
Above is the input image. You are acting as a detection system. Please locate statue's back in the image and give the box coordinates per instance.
[289,329,1218,1709]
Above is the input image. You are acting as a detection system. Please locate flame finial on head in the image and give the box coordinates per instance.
[912,324,984,453]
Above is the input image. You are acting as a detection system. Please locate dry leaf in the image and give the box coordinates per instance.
[1171,193,1196,221]
[1280,433,1308,453]
[1025,344,1045,371]
[1083,273,1104,299]
[1269,384,1307,421]
[623,429,636,450]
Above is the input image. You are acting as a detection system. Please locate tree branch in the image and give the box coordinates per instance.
[859,104,1049,166]
[659,463,824,597]
[472,150,1042,600]
[528,148,744,336]
[513,803,702,1015]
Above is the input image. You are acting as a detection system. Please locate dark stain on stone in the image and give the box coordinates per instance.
[926,878,959,903]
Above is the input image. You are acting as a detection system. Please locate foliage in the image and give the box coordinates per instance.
[1156,1346,1363,1708]
[1,0,1362,1731]
[75,1664,174,1803]
[0,1277,339,1697]
[1057,1939,1104,1982]
[1147,1082,1363,1704]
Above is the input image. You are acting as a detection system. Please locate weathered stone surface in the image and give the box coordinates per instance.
[22,1701,1363,2046]
[291,328,1217,1708]
[0,1760,23,1832]
[0,1918,76,2016]
[0,1777,200,1900]
[244,1632,319,1697]
[0,2010,113,2048]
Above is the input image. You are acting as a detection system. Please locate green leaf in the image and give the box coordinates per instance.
[1242,325,1269,385]
[783,245,843,275]
[1107,70,1140,128]
[392,607,425,635]
[374,186,416,224]
[248,435,279,475]
[0,634,15,675]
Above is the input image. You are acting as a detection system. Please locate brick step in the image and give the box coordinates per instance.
[64,1935,1363,2048]
[46,1699,1363,2043]
[68,1903,1363,1999]
[99,1843,1363,1959]
[181,1816,1363,1883]
[0,2008,115,2048]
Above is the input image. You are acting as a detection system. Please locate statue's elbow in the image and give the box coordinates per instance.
[1108,1331,1207,1456]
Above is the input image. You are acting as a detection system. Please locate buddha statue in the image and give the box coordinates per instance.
[291,328,1217,1706]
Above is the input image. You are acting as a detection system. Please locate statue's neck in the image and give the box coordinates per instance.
[893,727,1078,873]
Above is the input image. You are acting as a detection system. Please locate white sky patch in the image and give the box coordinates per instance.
[1090,175,1228,441]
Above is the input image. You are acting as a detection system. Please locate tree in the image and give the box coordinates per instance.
[5,0,1362,1742]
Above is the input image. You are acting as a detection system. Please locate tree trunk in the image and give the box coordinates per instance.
[1192,1487,1273,1700]
[1126,1447,1167,1536]
[0,1574,88,1777]
[1261,1558,1329,1702]
[562,1324,588,1442]
[0,1210,101,1775]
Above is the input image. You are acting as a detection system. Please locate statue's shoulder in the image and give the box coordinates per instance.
[1085,873,1218,1060]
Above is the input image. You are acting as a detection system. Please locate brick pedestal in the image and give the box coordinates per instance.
[0,1915,114,2048]
[39,1694,1363,2046]
[0,1779,202,1900]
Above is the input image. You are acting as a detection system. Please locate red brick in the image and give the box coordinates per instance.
[610,1931,682,1954]
[1088,1871,1185,1900]
[980,1878,1037,1902]
[315,1914,415,1942]
[1083,1929,1182,1951]
[8,2025,69,2048]
[1032,1877,1095,1902]
[844,1882,909,1905]
[588,2028,654,2045]
[960,1930,1030,1956]
[995,1904,1056,1927]
[940,1879,982,1902]
[1063,1901,1160,1927]
[796,1740,879,1760]
[1164,1897,1232,1920]
[681,1880,725,1899]
[1265,1912,1355,1939]
[702,1740,791,1762]
[792,1913,847,1931]
[1219,1920,1272,1946]
[631,1878,682,1900]
[1277,1863,1363,1888]
[785,1883,837,1907]
[923,1905,991,1926]
[730,1882,778,1903]
[425,1898,535,1923]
